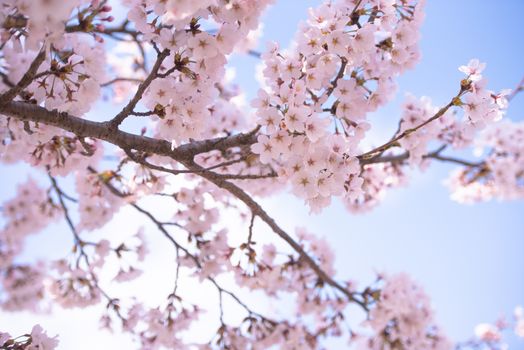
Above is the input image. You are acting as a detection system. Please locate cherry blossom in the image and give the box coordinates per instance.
[447,120,524,203]
[362,273,452,350]
[0,0,521,349]
[459,59,486,82]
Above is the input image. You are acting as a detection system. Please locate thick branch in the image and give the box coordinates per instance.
[0,101,258,161]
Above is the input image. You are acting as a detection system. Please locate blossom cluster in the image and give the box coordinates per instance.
[0,263,46,312]
[447,119,524,203]
[75,169,125,231]
[401,59,508,158]
[462,305,524,349]
[358,273,452,350]
[250,0,428,213]
[1,32,106,116]
[0,117,103,176]
[105,296,201,349]
[1,0,83,50]
[0,179,59,269]
[126,0,273,145]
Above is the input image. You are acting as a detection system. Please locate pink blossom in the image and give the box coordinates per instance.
[27,325,59,350]
[474,323,502,342]
[188,32,218,60]
[459,58,486,82]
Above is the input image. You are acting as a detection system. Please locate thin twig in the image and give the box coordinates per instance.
[359,90,464,160]
[101,77,143,87]
[89,167,279,325]
[108,49,170,128]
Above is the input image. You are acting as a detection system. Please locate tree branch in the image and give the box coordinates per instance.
[507,75,524,102]
[322,56,348,100]
[101,77,144,87]
[91,170,278,326]
[108,49,170,128]
[0,101,258,161]
[358,95,460,160]
[361,147,485,168]
[182,161,368,310]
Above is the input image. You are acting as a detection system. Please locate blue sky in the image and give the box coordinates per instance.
[1,0,523,349]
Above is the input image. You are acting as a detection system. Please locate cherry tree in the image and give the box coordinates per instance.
[0,0,522,349]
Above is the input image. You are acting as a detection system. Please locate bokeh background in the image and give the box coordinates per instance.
[0,0,523,349]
